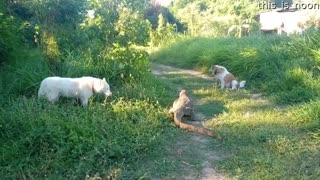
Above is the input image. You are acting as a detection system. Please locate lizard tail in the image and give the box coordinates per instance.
[174,111,223,142]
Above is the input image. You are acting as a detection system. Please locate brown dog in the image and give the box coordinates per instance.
[209,65,246,89]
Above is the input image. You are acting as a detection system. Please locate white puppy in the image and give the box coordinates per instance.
[209,65,246,90]
[38,76,112,106]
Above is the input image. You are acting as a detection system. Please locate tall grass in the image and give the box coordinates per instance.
[0,97,172,179]
[151,32,320,104]
[0,41,175,178]
[150,33,320,178]
[0,48,52,96]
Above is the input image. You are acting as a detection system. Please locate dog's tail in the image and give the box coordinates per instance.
[239,80,246,88]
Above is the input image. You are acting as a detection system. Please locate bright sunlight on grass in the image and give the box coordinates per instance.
[151,33,320,178]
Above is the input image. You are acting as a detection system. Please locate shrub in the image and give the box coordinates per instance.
[151,32,320,104]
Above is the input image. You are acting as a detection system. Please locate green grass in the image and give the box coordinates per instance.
[150,32,320,178]
[151,33,320,104]
[0,45,180,179]
[200,88,320,179]
[150,66,320,179]
[2,30,320,179]
[0,63,181,179]
[0,97,175,179]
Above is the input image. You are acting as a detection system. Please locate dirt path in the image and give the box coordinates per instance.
[151,63,228,180]
[151,64,213,81]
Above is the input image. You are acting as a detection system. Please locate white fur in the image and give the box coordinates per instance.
[38,76,112,106]
[231,80,238,90]
[214,66,229,88]
[239,80,246,88]
[210,65,246,90]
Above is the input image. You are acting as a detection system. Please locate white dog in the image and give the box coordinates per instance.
[38,76,112,106]
[209,65,246,90]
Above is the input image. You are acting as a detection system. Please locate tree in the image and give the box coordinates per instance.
[167,0,261,37]
[0,1,21,64]
[115,7,151,46]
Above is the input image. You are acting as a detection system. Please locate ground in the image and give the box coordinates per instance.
[144,63,316,180]
[151,63,228,180]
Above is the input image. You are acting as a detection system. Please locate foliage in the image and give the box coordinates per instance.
[0,48,51,96]
[2,0,320,179]
[41,31,61,66]
[148,63,320,179]
[0,0,171,178]
[151,31,320,104]
[290,101,320,131]
[149,13,178,47]
[167,0,261,37]
[0,96,171,179]
[16,0,87,25]
[145,4,184,31]
[115,7,151,46]
[0,7,21,64]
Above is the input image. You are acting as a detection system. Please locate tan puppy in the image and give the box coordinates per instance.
[209,65,246,90]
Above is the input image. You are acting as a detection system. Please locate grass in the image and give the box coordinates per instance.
[2,30,320,179]
[199,88,320,179]
[150,33,320,179]
[158,66,320,179]
[151,33,320,104]
[0,97,175,179]
[0,45,180,179]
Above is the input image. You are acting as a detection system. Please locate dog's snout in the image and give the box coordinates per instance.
[106,91,112,96]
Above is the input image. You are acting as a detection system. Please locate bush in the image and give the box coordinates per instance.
[0,12,20,65]
[0,1,174,179]
[0,48,52,96]
[151,32,320,104]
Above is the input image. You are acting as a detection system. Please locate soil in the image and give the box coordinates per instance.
[151,63,228,180]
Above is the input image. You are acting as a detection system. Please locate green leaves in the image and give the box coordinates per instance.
[115,7,151,46]
[0,11,22,65]
[169,0,261,37]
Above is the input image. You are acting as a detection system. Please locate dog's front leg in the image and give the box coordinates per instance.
[220,80,225,89]
[80,97,89,106]
[214,78,221,87]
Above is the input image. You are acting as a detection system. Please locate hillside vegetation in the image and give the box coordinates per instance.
[1,0,320,179]
[151,33,320,178]
[152,33,320,104]
[0,0,177,178]
[150,65,320,179]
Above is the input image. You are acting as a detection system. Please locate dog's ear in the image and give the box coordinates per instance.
[209,65,213,73]
[216,67,225,74]
[209,65,215,74]
[102,78,106,82]
[179,89,187,97]
[211,65,221,75]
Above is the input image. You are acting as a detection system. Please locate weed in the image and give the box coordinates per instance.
[151,32,320,104]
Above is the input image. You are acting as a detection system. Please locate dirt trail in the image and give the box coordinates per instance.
[151,64,213,81]
[151,63,228,180]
